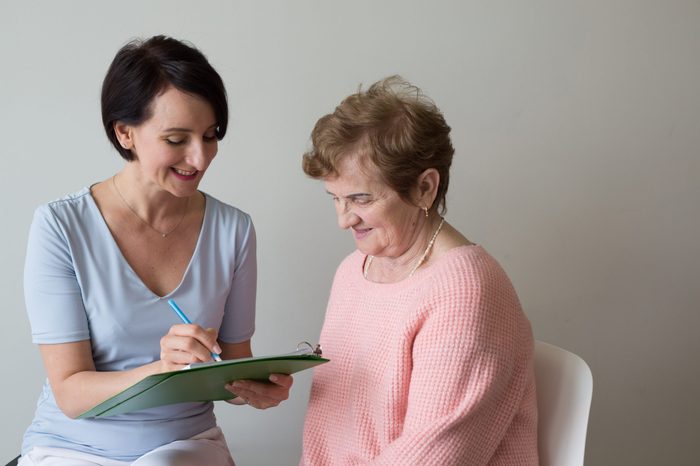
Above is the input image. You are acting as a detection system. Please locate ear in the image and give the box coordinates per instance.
[414,168,440,209]
[113,121,134,150]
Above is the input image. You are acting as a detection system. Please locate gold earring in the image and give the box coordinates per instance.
[423,207,429,218]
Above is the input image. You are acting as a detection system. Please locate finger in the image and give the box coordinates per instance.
[167,324,222,356]
[201,327,223,355]
[159,359,189,373]
[226,375,292,397]
[168,324,222,355]
[162,334,209,361]
[161,334,214,363]
[226,389,277,410]
[161,349,199,365]
[268,373,294,389]
[224,384,258,407]
[227,380,290,408]
[225,394,248,405]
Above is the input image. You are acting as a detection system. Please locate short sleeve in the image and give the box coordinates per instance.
[24,204,90,343]
[218,212,256,343]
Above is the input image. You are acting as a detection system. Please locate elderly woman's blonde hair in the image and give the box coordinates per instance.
[302,75,455,215]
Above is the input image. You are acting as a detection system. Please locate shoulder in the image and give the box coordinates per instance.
[37,187,92,214]
[200,193,256,259]
[202,192,254,233]
[26,188,98,266]
[338,249,364,268]
[422,245,523,318]
[32,187,95,230]
[422,245,532,348]
[334,250,364,277]
[428,245,513,287]
[202,192,251,220]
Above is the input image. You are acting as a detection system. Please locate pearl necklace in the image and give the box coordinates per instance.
[111,175,189,238]
[364,216,445,280]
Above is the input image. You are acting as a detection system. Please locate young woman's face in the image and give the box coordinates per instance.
[122,86,218,197]
[324,154,421,259]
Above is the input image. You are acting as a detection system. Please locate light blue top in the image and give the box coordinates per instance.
[21,187,256,461]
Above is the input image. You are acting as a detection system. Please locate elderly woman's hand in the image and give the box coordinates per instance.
[225,374,294,409]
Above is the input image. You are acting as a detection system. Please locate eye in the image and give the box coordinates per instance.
[352,197,372,206]
[203,132,218,142]
[165,138,186,145]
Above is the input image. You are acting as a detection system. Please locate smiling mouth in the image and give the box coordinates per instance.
[172,168,197,176]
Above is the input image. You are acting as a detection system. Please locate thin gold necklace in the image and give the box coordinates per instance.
[111,175,189,238]
[364,217,445,280]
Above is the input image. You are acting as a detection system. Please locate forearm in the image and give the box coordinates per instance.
[50,359,163,419]
[365,298,532,464]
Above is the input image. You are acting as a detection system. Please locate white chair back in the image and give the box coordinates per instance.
[534,340,593,466]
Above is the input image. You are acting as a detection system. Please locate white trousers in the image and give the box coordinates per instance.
[18,426,235,466]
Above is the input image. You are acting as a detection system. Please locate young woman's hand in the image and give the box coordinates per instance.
[225,374,294,409]
[159,324,222,372]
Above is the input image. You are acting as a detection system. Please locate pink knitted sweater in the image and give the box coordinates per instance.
[301,245,538,465]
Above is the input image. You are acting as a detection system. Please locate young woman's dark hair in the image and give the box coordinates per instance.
[101,35,228,161]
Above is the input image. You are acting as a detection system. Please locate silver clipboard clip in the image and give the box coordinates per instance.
[296,341,323,357]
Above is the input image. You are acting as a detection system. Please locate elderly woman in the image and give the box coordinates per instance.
[300,76,538,465]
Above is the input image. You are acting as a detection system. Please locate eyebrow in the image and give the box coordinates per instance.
[325,190,373,199]
[163,123,218,133]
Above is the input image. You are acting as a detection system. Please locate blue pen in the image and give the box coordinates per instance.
[167,299,222,362]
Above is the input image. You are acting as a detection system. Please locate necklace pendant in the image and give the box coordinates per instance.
[111,175,189,240]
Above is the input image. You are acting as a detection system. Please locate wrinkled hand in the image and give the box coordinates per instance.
[226,374,293,409]
[159,324,222,372]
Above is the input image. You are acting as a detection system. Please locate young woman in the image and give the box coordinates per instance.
[20,36,291,466]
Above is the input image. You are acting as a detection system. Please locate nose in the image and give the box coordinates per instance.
[335,200,359,230]
[187,139,217,171]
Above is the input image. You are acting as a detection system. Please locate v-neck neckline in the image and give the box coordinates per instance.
[85,186,209,299]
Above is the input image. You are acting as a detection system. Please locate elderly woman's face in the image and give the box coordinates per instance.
[324,154,421,259]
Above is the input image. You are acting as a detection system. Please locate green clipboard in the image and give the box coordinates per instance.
[77,343,328,419]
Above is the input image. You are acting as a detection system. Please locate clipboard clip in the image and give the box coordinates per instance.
[296,341,323,357]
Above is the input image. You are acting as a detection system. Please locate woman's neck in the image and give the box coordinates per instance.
[364,214,445,283]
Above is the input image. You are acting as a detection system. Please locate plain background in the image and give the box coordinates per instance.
[1,1,698,465]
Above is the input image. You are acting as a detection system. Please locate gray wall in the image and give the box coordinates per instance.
[1,1,698,465]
